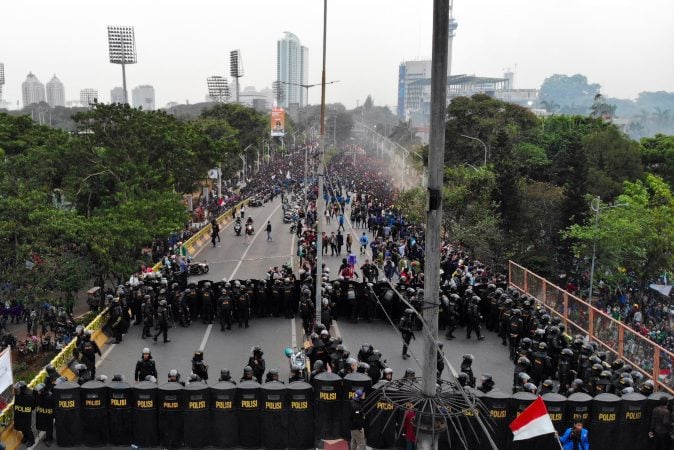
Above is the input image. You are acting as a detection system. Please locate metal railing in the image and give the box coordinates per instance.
[509,260,674,394]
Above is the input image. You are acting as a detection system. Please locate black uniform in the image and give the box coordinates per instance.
[248,355,266,384]
[466,301,484,340]
[153,304,170,342]
[192,359,209,381]
[134,357,157,382]
[141,301,154,338]
[399,316,415,358]
[218,291,233,331]
[14,386,35,445]
[35,389,55,443]
[237,293,250,328]
[109,301,125,343]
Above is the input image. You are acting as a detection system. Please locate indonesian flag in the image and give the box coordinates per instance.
[509,397,556,441]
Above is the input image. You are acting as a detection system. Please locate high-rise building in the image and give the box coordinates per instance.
[0,63,5,102]
[397,60,432,118]
[80,88,98,106]
[22,72,46,107]
[132,85,155,110]
[110,86,125,104]
[276,32,308,109]
[46,75,65,107]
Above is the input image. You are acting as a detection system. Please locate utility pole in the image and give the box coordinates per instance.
[315,0,328,330]
[419,0,449,449]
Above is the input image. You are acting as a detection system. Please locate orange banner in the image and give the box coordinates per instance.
[271,107,285,137]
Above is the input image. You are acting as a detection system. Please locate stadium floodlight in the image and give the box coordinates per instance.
[229,50,243,103]
[272,80,285,106]
[207,76,230,103]
[107,25,137,104]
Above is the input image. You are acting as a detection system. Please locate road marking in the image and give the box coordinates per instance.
[228,202,283,280]
[96,343,117,367]
[199,324,213,351]
[291,318,297,349]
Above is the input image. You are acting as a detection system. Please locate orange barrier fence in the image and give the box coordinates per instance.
[509,260,674,394]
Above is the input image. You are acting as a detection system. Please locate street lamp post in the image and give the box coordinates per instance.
[588,196,628,304]
[460,134,488,166]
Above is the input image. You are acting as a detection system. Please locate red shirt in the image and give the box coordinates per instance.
[404,410,416,442]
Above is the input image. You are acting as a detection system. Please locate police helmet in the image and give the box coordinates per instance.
[404,368,416,378]
[142,347,151,356]
[561,348,574,358]
[96,375,108,383]
[159,300,167,306]
[621,387,635,395]
[112,374,125,382]
[243,366,253,374]
[571,378,583,387]
[188,374,201,382]
[599,370,612,379]
[611,359,625,370]
[404,308,414,316]
[592,363,603,374]
[193,350,204,361]
[481,373,493,382]
[314,360,324,370]
[383,368,393,376]
[523,383,537,393]
[220,369,231,379]
[518,372,531,382]
[521,337,533,347]
[542,379,554,389]
[168,369,180,379]
[462,354,474,361]
[35,383,46,393]
[145,375,157,383]
[538,342,547,351]
[517,356,530,366]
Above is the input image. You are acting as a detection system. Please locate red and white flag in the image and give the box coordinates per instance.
[509,397,556,441]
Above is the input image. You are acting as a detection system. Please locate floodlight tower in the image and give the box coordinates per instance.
[107,26,137,104]
[448,0,458,76]
[207,76,230,102]
[229,50,243,103]
[0,63,4,101]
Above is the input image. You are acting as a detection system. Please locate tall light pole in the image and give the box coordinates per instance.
[460,134,488,166]
[230,50,243,103]
[588,197,628,304]
[107,26,137,104]
[315,0,328,331]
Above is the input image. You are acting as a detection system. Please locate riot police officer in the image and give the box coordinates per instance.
[289,365,304,383]
[248,346,265,383]
[477,374,495,393]
[508,309,523,359]
[153,300,170,343]
[557,348,574,394]
[218,368,235,383]
[141,295,154,339]
[513,357,531,393]
[399,309,415,359]
[192,350,209,381]
[265,369,282,383]
[35,382,55,446]
[460,355,476,388]
[75,363,93,385]
[539,379,554,395]
[201,282,215,324]
[298,290,314,336]
[218,286,233,331]
[445,294,460,340]
[436,342,445,381]
[240,366,254,382]
[465,296,484,340]
[109,297,125,343]
[13,381,35,446]
[78,330,102,379]
[134,348,158,383]
[168,369,185,386]
[531,342,552,386]
[237,290,250,328]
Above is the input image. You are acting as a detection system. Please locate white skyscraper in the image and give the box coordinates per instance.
[132,85,155,110]
[0,63,5,102]
[276,32,308,109]
[46,75,65,107]
[80,88,98,106]
[22,72,46,107]
[110,87,125,104]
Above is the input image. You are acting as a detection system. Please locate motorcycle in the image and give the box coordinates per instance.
[188,261,209,276]
[284,347,309,382]
[245,224,254,236]
[289,222,297,234]
[234,221,242,236]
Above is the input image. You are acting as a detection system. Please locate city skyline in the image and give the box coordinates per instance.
[1,0,673,109]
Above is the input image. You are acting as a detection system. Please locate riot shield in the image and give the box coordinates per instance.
[618,392,647,450]
[590,393,621,450]
[480,390,510,450]
[542,393,568,434]
[342,373,373,438]
[287,381,315,449]
[313,372,343,440]
[158,382,185,448]
[107,380,132,446]
[261,381,289,449]
[132,380,158,447]
[566,392,593,430]
[53,380,82,446]
[211,381,238,448]
[80,380,108,446]
[237,380,262,447]
[184,381,211,448]
[365,380,397,449]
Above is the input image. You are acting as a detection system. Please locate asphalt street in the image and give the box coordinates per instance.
[28,195,513,449]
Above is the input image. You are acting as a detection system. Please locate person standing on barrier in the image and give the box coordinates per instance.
[558,422,589,450]
[649,396,672,450]
[34,383,54,446]
[350,389,366,450]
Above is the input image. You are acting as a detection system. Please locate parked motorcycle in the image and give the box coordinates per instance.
[284,347,309,382]
[188,261,209,276]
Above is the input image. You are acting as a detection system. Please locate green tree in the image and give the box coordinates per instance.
[565,174,674,288]
[640,134,674,186]
[539,74,601,115]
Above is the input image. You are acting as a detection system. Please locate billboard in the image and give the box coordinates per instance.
[0,347,13,410]
[271,108,285,137]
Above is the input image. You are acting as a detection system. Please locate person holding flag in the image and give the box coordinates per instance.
[558,422,590,450]
[509,396,576,449]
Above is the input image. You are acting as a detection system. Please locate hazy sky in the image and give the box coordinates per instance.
[2,0,673,109]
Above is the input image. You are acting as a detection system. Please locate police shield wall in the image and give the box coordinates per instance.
[158,382,185,448]
[54,380,82,446]
[185,381,211,448]
[237,380,262,447]
[542,392,568,434]
[313,372,343,440]
[566,392,593,431]
[211,381,239,447]
[80,380,108,446]
[480,390,510,450]
[261,381,289,449]
[287,381,314,449]
[590,393,620,450]
[107,380,132,446]
[618,392,648,450]
[341,372,372,438]
[132,380,159,447]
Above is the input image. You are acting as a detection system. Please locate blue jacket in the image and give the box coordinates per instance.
[559,428,589,450]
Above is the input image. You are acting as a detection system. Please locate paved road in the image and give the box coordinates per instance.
[29,195,513,449]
